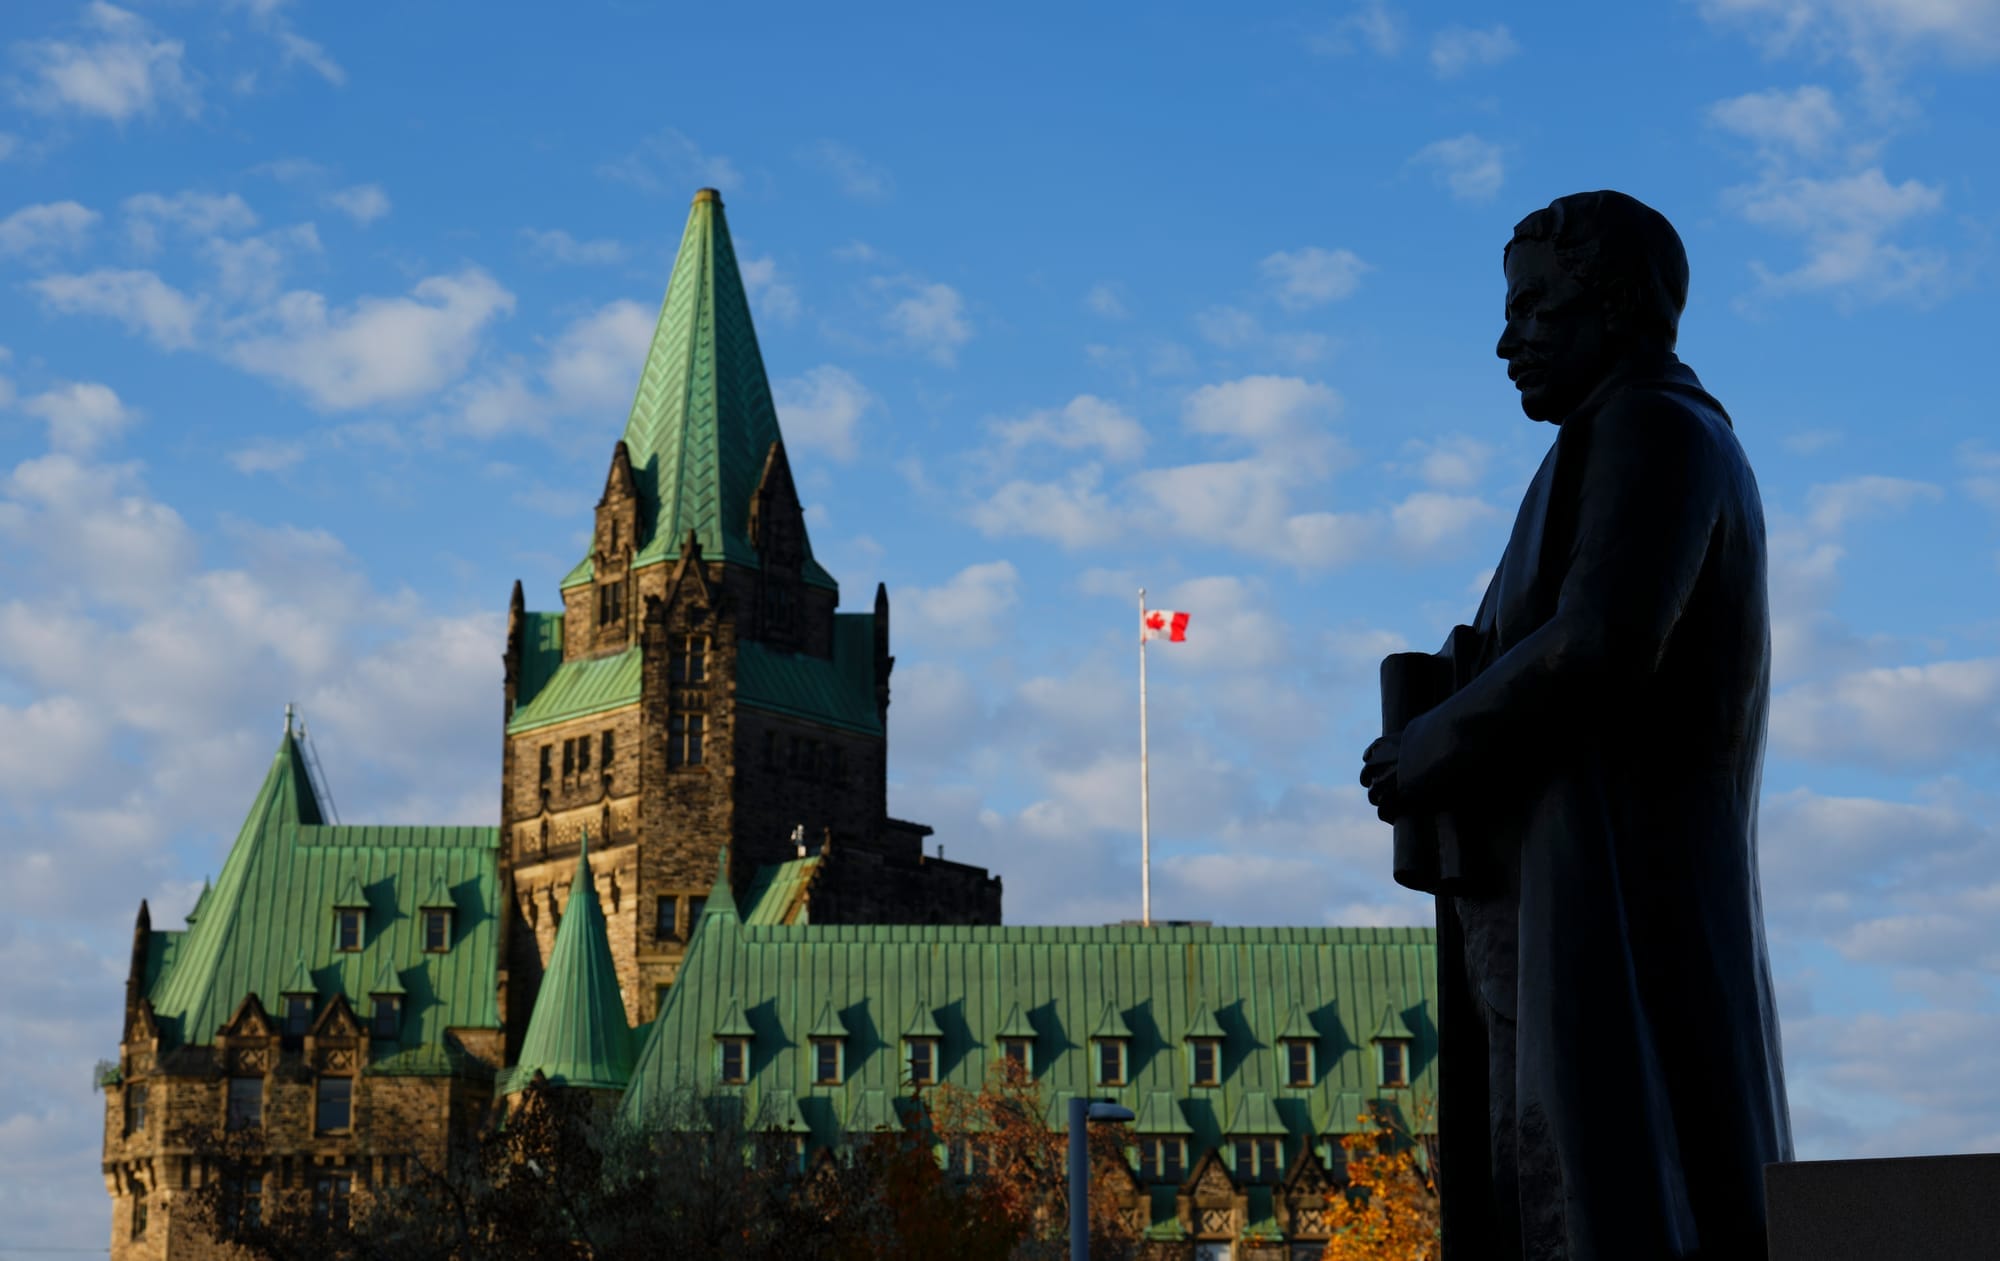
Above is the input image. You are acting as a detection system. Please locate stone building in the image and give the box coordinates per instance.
[100,188,1435,1261]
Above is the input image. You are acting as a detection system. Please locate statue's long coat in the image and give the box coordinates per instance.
[1395,355,1794,1260]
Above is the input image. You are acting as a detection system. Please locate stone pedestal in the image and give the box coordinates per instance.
[1765,1153,2000,1261]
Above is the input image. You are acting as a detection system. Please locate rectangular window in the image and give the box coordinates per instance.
[311,1174,351,1224]
[1380,1040,1409,1087]
[424,909,450,952]
[562,739,575,777]
[1286,1040,1314,1087]
[814,1039,842,1085]
[372,996,400,1039]
[684,896,706,935]
[600,729,615,772]
[1232,1138,1281,1182]
[907,1039,936,1085]
[132,1194,148,1239]
[1191,1040,1219,1087]
[686,714,703,765]
[1096,1039,1126,1086]
[1000,1038,1031,1069]
[687,636,706,683]
[315,1077,352,1134]
[221,1175,262,1234]
[539,745,552,783]
[226,1077,262,1131]
[336,909,362,952]
[125,1083,148,1135]
[286,996,312,1037]
[669,715,685,767]
[656,895,676,940]
[577,734,590,773]
[1140,1137,1187,1183]
[654,983,671,1016]
[719,1039,747,1084]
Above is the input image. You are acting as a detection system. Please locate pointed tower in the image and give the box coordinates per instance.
[506,832,636,1101]
[498,188,999,1052]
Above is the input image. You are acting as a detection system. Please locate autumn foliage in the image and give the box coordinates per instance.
[1317,1101,1441,1261]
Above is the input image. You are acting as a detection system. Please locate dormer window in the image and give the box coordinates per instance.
[1000,1037,1032,1069]
[124,1082,148,1135]
[424,909,451,952]
[372,995,401,1039]
[905,1038,938,1086]
[1284,1039,1315,1088]
[1380,1039,1410,1087]
[1232,1137,1282,1183]
[1138,1136,1186,1183]
[226,1076,263,1131]
[1094,1038,1128,1086]
[813,1038,843,1085]
[719,1037,749,1084]
[1189,1038,1221,1087]
[335,909,362,952]
[284,994,314,1037]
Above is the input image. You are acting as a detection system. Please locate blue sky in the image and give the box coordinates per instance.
[2,0,1998,1251]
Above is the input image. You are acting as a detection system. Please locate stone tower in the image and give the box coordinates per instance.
[497,188,1000,1049]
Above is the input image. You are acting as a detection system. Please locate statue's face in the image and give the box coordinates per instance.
[1496,238,1616,423]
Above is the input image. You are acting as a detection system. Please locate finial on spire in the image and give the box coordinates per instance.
[284,702,294,735]
[693,187,722,206]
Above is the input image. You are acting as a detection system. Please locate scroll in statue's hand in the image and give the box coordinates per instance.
[1360,732,1406,823]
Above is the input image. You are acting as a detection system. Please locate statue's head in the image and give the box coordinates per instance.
[1497,190,1689,422]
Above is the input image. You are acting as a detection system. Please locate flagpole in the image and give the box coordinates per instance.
[1138,588,1151,927]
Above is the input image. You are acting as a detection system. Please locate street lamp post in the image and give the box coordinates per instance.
[1068,1097,1136,1261]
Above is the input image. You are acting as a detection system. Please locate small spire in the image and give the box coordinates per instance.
[284,702,294,736]
[692,187,722,205]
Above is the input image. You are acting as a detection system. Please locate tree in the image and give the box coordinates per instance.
[1317,1100,1441,1261]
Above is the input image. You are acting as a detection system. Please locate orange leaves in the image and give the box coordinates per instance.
[1316,1103,1441,1261]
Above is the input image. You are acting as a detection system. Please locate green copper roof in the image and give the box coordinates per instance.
[565,189,834,592]
[1278,1002,1315,1040]
[621,918,1437,1161]
[808,1000,849,1039]
[902,1002,944,1040]
[505,613,880,738]
[715,998,755,1038]
[742,856,820,926]
[142,730,501,1059]
[1183,995,1225,1040]
[996,1002,1036,1039]
[1226,1092,1288,1135]
[1373,1004,1416,1041]
[1091,1001,1134,1040]
[370,958,407,997]
[1134,1090,1194,1135]
[506,643,641,735]
[510,833,636,1092]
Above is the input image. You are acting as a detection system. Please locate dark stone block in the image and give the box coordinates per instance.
[1766,1154,2000,1261]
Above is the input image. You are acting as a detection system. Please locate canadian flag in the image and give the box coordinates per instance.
[1141,610,1190,643]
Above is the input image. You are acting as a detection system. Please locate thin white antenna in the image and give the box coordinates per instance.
[1138,588,1152,927]
[293,709,342,825]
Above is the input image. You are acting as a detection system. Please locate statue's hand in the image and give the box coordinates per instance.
[1360,733,1406,823]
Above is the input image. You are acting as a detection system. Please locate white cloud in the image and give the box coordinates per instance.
[1085,283,1128,319]
[774,365,874,462]
[1389,490,1500,554]
[13,3,200,122]
[227,438,305,474]
[1403,434,1494,489]
[600,129,742,194]
[1430,23,1519,76]
[990,395,1148,463]
[1699,0,2000,79]
[879,278,971,364]
[122,189,258,252]
[521,228,627,265]
[1710,85,1845,157]
[20,382,138,454]
[444,297,650,439]
[1410,133,1506,202]
[1729,167,1948,306]
[0,132,17,160]
[326,183,389,225]
[1259,246,1370,311]
[31,268,204,350]
[274,29,344,86]
[1182,374,1342,456]
[1803,473,1942,533]
[738,253,802,324]
[902,561,1020,648]
[1309,0,1404,56]
[1772,658,2000,766]
[967,467,1123,549]
[804,140,891,200]
[201,222,321,303]
[0,201,99,260]
[1194,305,1259,349]
[227,269,515,410]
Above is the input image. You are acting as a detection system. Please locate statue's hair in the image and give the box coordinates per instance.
[1505,191,1689,352]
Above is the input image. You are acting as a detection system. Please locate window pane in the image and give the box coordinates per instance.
[426,910,449,952]
[1193,1041,1217,1084]
[563,740,575,775]
[1164,1139,1185,1182]
[687,715,703,765]
[227,1077,262,1131]
[1098,1040,1122,1084]
[1259,1139,1280,1180]
[688,639,705,683]
[1002,1038,1028,1067]
[816,1040,840,1083]
[686,897,706,933]
[721,1040,745,1082]
[578,736,590,772]
[909,1040,934,1084]
[373,997,398,1039]
[286,998,311,1036]
[337,910,361,952]
[126,1084,147,1134]
[1288,1041,1312,1086]
[315,1078,352,1133]
[601,730,614,769]
[656,895,675,939]
[1234,1139,1252,1176]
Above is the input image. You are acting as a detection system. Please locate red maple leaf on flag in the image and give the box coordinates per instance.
[1141,610,1189,643]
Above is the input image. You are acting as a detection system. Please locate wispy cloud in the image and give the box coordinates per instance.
[876,276,972,365]
[0,201,100,261]
[600,129,742,195]
[803,140,892,201]
[1729,167,1949,307]
[20,381,138,454]
[773,365,875,462]
[1409,133,1505,202]
[31,268,205,350]
[1308,0,1403,57]
[1710,85,1844,159]
[1259,246,1370,311]
[1430,23,1518,77]
[520,227,627,266]
[13,3,200,122]
[325,183,389,226]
